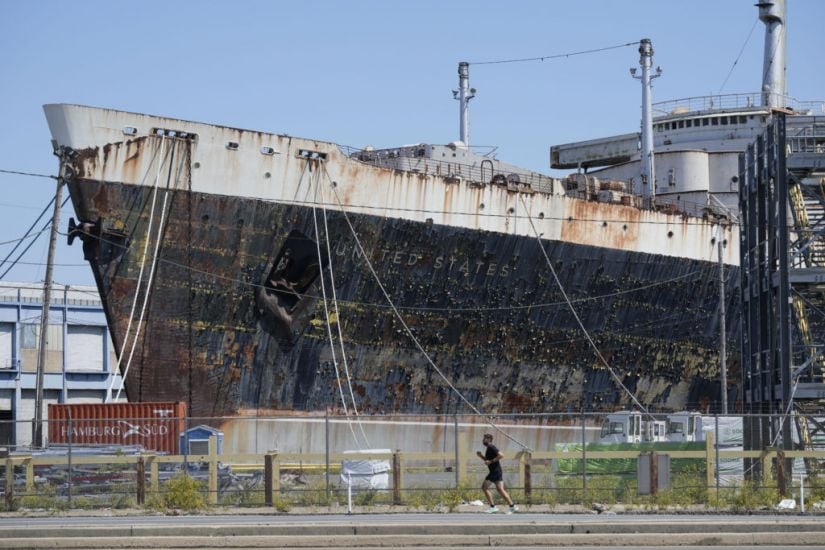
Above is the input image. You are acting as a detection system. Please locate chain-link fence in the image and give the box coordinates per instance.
[2,411,824,512]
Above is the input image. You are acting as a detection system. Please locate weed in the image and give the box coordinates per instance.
[711,480,781,511]
[156,473,206,511]
[527,488,557,508]
[272,494,291,513]
[145,492,165,512]
[441,488,463,511]
[405,487,441,510]
[17,483,63,511]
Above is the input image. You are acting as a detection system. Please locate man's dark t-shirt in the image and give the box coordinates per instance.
[484,444,503,482]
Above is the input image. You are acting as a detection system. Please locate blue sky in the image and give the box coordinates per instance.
[0,0,823,287]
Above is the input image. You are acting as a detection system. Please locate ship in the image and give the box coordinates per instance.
[42,0,816,419]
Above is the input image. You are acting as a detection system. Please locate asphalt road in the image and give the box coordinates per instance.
[2,512,825,548]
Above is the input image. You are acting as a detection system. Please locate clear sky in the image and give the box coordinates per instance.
[0,0,823,287]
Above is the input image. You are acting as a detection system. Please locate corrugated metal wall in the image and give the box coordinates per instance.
[48,402,187,453]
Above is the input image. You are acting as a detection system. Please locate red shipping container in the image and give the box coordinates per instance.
[47,402,187,454]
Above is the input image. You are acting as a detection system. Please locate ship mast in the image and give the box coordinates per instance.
[631,38,661,200]
[453,62,476,146]
[758,0,786,109]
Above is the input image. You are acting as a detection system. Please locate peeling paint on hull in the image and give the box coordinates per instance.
[69,177,739,417]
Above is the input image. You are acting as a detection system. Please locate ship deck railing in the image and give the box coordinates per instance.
[561,189,738,223]
[653,92,824,118]
[339,144,557,195]
[787,124,825,154]
[340,140,740,221]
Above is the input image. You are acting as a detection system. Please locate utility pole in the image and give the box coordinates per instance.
[33,175,64,448]
[33,145,71,448]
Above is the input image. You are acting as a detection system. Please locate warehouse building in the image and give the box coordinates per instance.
[0,283,123,448]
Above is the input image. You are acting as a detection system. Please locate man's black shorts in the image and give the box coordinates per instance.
[485,470,503,483]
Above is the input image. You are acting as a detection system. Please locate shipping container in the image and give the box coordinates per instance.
[47,402,187,454]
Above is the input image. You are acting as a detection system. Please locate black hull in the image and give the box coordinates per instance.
[69,177,740,417]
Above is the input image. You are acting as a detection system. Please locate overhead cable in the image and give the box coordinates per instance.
[718,18,759,94]
[0,168,56,180]
[0,196,71,280]
[469,41,637,66]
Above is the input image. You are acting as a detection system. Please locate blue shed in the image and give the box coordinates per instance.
[180,424,223,456]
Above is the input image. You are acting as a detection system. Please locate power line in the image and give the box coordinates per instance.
[0,195,71,281]
[0,168,56,180]
[0,260,86,267]
[469,41,638,66]
[0,228,52,247]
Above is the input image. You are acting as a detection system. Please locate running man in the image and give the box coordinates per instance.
[476,433,518,514]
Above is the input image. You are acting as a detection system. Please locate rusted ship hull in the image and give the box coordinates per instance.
[46,104,739,417]
[68,181,738,417]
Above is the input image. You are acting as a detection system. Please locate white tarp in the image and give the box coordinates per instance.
[340,449,391,489]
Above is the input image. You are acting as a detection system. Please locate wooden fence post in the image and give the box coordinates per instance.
[705,431,716,500]
[208,435,218,505]
[136,457,145,506]
[265,453,273,507]
[776,449,787,496]
[761,449,773,485]
[521,451,532,503]
[25,458,33,493]
[392,450,403,505]
[149,456,158,493]
[4,458,12,510]
[263,452,281,506]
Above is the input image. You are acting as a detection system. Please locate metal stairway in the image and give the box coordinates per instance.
[786,131,825,469]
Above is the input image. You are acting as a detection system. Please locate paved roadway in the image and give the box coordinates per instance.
[2,512,825,548]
